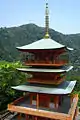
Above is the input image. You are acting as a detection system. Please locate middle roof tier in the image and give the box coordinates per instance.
[17,66,73,73]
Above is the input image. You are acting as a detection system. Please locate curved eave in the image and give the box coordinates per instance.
[67,47,74,51]
[11,81,76,95]
[16,46,73,52]
[16,66,73,73]
[16,46,65,50]
[16,38,73,52]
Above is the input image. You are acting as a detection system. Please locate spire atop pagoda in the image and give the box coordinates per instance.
[44,0,50,39]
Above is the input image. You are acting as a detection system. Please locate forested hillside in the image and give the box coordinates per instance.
[0,23,80,75]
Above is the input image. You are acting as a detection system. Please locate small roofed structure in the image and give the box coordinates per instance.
[8,1,78,120]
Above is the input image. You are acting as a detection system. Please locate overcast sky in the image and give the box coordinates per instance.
[0,0,80,34]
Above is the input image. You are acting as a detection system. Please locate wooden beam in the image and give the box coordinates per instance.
[25,61,67,67]
[75,107,79,117]
[36,93,39,109]
[13,96,24,104]
[30,93,32,105]
[8,104,70,120]
[68,94,78,120]
[28,76,65,85]
[18,113,21,120]
[54,96,59,109]
[25,114,28,120]
[34,116,38,120]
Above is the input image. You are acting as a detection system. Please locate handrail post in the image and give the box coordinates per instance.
[36,93,39,109]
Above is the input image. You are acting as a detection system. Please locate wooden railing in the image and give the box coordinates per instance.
[8,104,70,120]
[28,76,65,85]
[68,94,78,120]
[25,60,68,66]
[8,94,78,120]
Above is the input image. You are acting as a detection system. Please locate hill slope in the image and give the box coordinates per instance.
[0,24,80,74]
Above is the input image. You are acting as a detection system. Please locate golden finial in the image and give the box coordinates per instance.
[44,0,50,39]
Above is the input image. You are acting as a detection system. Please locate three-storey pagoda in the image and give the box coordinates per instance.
[8,2,78,120]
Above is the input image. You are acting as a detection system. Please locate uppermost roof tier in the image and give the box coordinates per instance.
[16,38,73,51]
[17,2,73,51]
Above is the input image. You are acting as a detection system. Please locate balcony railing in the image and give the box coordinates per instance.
[68,94,78,120]
[8,94,78,120]
[28,76,66,85]
[24,60,68,66]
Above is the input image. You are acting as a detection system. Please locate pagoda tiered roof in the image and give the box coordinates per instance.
[12,81,76,94]
[16,38,73,51]
[17,66,73,73]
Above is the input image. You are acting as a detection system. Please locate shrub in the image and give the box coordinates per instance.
[0,61,27,111]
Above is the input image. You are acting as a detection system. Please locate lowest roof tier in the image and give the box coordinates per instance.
[12,81,76,95]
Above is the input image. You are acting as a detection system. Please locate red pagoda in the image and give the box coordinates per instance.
[8,2,78,120]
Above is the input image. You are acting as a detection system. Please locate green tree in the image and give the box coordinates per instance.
[0,61,28,111]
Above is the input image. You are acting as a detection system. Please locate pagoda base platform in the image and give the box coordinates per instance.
[10,113,80,120]
[8,94,78,120]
